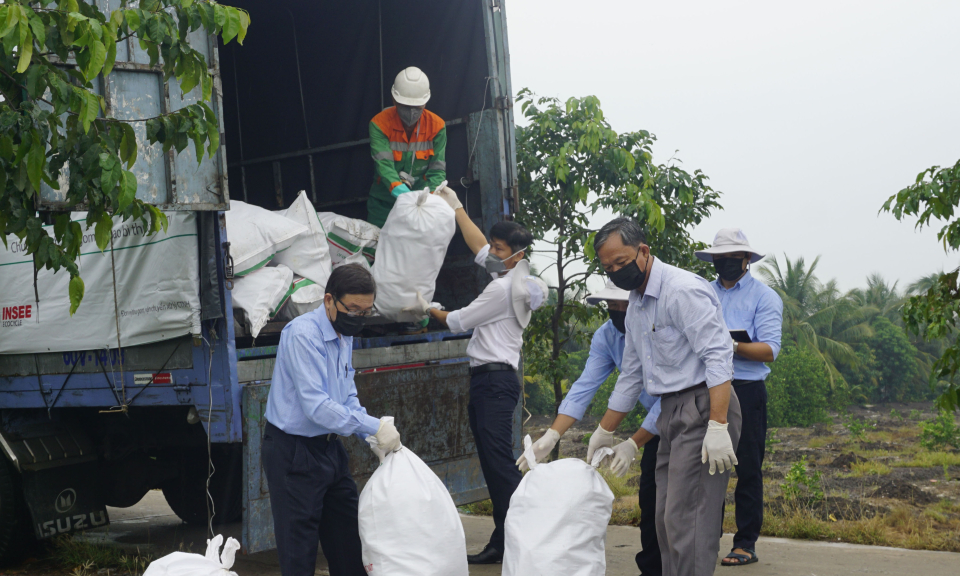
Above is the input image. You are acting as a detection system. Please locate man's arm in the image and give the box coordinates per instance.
[443,281,510,334]
[370,121,403,194]
[675,282,734,393]
[424,126,447,189]
[454,208,488,256]
[552,328,619,434]
[428,307,450,326]
[286,332,381,438]
[736,289,783,363]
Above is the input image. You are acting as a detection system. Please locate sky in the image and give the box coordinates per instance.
[506,0,960,293]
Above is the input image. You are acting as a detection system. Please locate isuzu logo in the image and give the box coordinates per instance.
[55,489,77,513]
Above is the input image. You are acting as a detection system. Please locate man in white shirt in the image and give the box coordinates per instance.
[587,217,742,576]
[406,187,546,565]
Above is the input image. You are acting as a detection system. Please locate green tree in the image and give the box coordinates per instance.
[766,346,832,427]
[849,273,904,323]
[1,0,248,313]
[515,90,721,457]
[868,316,925,403]
[882,159,960,410]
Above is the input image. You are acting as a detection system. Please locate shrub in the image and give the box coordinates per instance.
[588,370,649,432]
[781,456,824,503]
[766,346,832,427]
[523,374,559,416]
[844,415,876,441]
[918,410,960,450]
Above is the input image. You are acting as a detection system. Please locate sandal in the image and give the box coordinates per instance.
[721,548,758,567]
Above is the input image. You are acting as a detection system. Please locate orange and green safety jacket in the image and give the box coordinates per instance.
[367,106,447,228]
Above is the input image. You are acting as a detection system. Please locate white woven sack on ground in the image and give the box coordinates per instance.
[275,276,325,321]
[317,211,380,270]
[231,264,294,337]
[273,191,333,287]
[502,437,615,576]
[359,445,468,576]
[224,200,306,276]
[143,534,240,576]
[372,190,455,322]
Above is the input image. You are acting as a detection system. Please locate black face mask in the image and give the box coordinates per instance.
[609,251,646,291]
[330,298,367,337]
[609,310,627,334]
[713,257,746,283]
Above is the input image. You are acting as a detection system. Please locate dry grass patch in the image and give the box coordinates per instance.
[893,451,960,468]
[808,435,839,449]
[845,461,892,478]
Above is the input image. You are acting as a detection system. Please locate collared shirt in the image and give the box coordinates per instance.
[609,258,734,412]
[558,320,661,435]
[711,270,784,381]
[445,245,524,369]
[264,308,381,438]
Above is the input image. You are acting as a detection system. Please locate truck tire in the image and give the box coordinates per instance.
[161,445,242,525]
[0,458,33,566]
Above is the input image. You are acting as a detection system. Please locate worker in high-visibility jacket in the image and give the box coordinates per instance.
[366,67,447,228]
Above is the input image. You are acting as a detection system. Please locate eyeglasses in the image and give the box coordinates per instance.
[335,297,378,318]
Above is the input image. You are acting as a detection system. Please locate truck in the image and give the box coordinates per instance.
[0,0,519,561]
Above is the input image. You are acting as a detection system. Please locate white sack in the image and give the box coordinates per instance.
[143,534,240,576]
[274,191,332,286]
[373,190,455,322]
[359,446,468,576]
[224,200,306,276]
[231,264,293,338]
[502,437,615,576]
[317,211,380,270]
[0,212,200,354]
[275,276,325,322]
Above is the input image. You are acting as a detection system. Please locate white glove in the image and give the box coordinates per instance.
[609,438,638,477]
[434,185,462,211]
[515,428,560,472]
[585,425,616,464]
[400,290,443,318]
[701,420,738,475]
[373,417,402,453]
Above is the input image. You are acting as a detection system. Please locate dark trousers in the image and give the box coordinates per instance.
[730,380,767,550]
[635,435,662,576]
[262,422,366,576]
[468,369,522,552]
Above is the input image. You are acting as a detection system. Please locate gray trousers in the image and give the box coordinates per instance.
[656,385,742,576]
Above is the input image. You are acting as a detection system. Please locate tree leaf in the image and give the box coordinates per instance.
[103,36,117,76]
[118,170,137,211]
[124,9,140,32]
[81,90,99,133]
[237,9,249,45]
[84,39,106,80]
[95,213,113,251]
[69,275,85,316]
[221,7,239,44]
[16,19,33,73]
[201,68,211,102]
[26,137,44,194]
[0,5,20,39]
[27,10,46,49]
[120,123,138,168]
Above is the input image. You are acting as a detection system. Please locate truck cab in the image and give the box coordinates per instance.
[0,0,518,561]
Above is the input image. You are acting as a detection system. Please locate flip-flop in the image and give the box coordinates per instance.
[721,548,758,567]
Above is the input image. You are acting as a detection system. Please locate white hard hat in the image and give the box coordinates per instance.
[585,280,630,305]
[694,228,765,263]
[511,260,549,328]
[391,67,431,106]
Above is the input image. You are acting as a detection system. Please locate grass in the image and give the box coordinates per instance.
[845,461,892,478]
[865,430,894,443]
[891,451,960,468]
[598,468,638,500]
[50,534,151,576]
[807,435,838,449]
[461,499,494,515]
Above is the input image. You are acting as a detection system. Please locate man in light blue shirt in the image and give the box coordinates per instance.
[588,218,741,576]
[695,229,783,567]
[263,264,402,576]
[519,280,663,576]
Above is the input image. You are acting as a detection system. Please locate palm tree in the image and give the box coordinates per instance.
[849,273,904,323]
[758,255,874,387]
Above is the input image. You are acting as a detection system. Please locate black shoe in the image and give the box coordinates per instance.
[467,544,503,564]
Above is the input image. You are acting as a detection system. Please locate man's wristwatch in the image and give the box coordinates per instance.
[733,340,740,355]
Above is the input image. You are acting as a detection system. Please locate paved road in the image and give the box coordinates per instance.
[93,492,960,575]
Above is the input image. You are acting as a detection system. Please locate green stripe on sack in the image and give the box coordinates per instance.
[328,232,361,253]
[235,254,275,276]
[271,277,319,317]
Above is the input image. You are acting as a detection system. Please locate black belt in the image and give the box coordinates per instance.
[733,379,763,386]
[660,382,707,398]
[471,362,515,375]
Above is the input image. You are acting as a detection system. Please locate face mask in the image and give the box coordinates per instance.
[713,257,746,283]
[396,104,423,128]
[609,310,627,334]
[484,249,523,276]
[330,298,367,337]
[608,250,646,291]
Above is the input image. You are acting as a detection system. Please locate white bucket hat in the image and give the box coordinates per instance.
[511,260,549,328]
[585,280,630,305]
[694,228,765,263]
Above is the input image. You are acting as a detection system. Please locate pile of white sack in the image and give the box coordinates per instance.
[228,187,455,337]
[226,192,382,337]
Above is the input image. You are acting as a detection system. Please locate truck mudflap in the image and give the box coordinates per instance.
[25,463,109,540]
[240,355,521,554]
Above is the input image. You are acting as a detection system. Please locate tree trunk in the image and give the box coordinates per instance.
[549,218,566,461]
